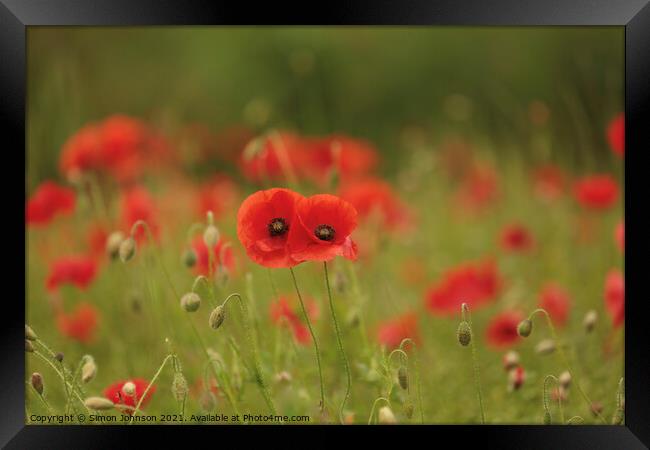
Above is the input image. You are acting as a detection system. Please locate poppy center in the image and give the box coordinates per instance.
[314,224,335,241]
[268,217,289,237]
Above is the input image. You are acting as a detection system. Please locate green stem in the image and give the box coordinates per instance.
[129,354,173,423]
[31,351,90,414]
[462,303,485,424]
[400,338,425,424]
[367,397,390,425]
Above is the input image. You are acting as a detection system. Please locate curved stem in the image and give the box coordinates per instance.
[129,354,173,423]
[367,397,391,425]
[289,267,326,413]
[31,351,90,414]
[400,338,425,424]
[324,261,351,424]
[462,304,485,424]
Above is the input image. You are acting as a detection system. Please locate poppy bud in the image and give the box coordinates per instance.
[31,372,44,395]
[122,381,136,397]
[535,339,556,355]
[543,410,552,425]
[378,406,397,424]
[457,321,471,346]
[182,248,197,268]
[203,225,220,248]
[81,357,97,383]
[404,402,414,419]
[119,237,136,262]
[84,396,115,411]
[54,352,64,362]
[583,310,597,333]
[517,319,533,337]
[502,350,520,371]
[559,371,571,390]
[181,292,201,313]
[171,373,188,402]
[106,231,126,260]
[25,324,37,341]
[274,371,292,385]
[398,366,408,390]
[209,305,226,330]
[25,340,34,353]
[199,390,217,412]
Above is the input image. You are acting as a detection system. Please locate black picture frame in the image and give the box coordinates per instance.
[2,1,648,447]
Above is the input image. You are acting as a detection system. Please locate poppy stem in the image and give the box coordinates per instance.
[542,375,564,424]
[324,261,352,424]
[129,353,173,424]
[31,350,90,414]
[399,338,425,424]
[288,267,326,414]
[462,303,486,424]
[367,397,391,425]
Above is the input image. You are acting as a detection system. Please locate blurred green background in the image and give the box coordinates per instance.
[27,26,623,187]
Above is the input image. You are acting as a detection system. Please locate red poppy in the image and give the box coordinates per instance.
[104,378,155,414]
[26,181,76,226]
[425,259,502,316]
[339,178,412,231]
[377,312,421,349]
[269,296,318,345]
[604,269,624,328]
[615,221,624,252]
[56,302,99,343]
[120,186,160,243]
[191,377,220,398]
[59,125,103,177]
[499,223,535,253]
[46,256,97,292]
[196,175,239,220]
[236,188,304,268]
[302,135,379,184]
[288,194,358,262]
[607,113,624,157]
[191,235,235,277]
[454,163,500,212]
[538,283,571,327]
[573,175,619,210]
[531,164,566,202]
[86,223,109,260]
[239,132,306,183]
[485,310,523,349]
[99,115,147,181]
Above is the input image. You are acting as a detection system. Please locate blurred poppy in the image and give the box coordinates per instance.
[104,378,155,414]
[538,283,571,327]
[302,135,379,184]
[191,235,235,277]
[46,255,97,292]
[26,181,76,226]
[59,125,103,177]
[508,365,526,391]
[377,312,421,349]
[99,115,147,181]
[604,269,624,328]
[499,223,535,253]
[239,132,306,183]
[288,194,358,262]
[607,113,624,157]
[531,164,566,202]
[339,178,412,231]
[269,296,318,345]
[236,188,304,268]
[56,302,99,343]
[86,223,109,260]
[196,174,239,220]
[454,163,500,212]
[615,221,624,252]
[120,186,160,243]
[573,175,619,210]
[486,310,523,349]
[425,258,502,316]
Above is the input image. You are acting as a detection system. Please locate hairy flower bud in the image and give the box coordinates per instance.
[31,372,44,395]
[535,339,556,355]
[559,371,571,390]
[182,248,197,268]
[54,352,64,362]
[457,321,471,346]
[583,310,598,333]
[398,366,408,390]
[106,231,126,260]
[25,340,34,353]
[81,357,97,383]
[502,350,520,371]
[171,372,188,402]
[517,319,533,337]
[209,305,226,330]
[543,410,552,425]
[122,381,136,397]
[203,225,220,248]
[378,406,397,424]
[119,237,136,262]
[181,292,201,313]
[404,402,414,419]
[25,324,37,341]
[84,396,115,411]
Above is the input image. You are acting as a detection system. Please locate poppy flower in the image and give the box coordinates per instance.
[604,269,624,328]
[615,221,624,252]
[99,115,147,181]
[573,175,619,210]
[425,259,502,316]
[531,164,566,202]
[499,223,535,253]
[239,132,306,183]
[454,163,500,212]
[190,235,235,277]
[339,178,412,231]
[538,283,571,327]
[302,135,379,184]
[86,223,109,260]
[56,302,99,343]
[485,310,523,349]
[269,296,318,345]
[607,113,624,157]
[26,181,76,226]
[287,194,358,262]
[236,188,304,268]
[104,378,155,414]
[377,312,421,349]
[46,256,97,292]
[196,175,239,220]
[120,186,160,243]
[59,125,103,177]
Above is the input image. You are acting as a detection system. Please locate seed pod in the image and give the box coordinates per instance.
[25,324,37,341]
[171,372,188,402]
[583,310,598,333]
[378,406,397,424]
[558,371,571,390]
[535,339,556,355]
[25,340,34,353]
[31,372,44,395]
[54,352,64,362]
[203,225,220,248]
[182,248,197,268]
[106,231,126,260]
[209,305,226,330]
[404,402,414,419]
[119,237,136,262]
[457,321,471,346]
[398,366,408,390]
[502,350,520,371]
[81,357,97,383]
[199,390,217,412]
[517,319,533,337]
[543,410,552,425]
[181,292,201,313]
[84,396,115,411]
[122,381,136,397]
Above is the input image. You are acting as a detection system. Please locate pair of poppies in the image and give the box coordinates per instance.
[237,188,358,268]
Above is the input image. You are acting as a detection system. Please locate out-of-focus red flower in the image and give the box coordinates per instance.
[236,188,304,268]
[538,283,571,327]
[191,235,235,277]
[454,163,500,212]
[191,377,220,398]
[120,186,159,243]
[59,125,103,177]
[615,221,624,252]
[196,175,239,220]
[508,365,526,391]
[573,175,619,210]
[56,302,99,343]
[605,269,624,328]
[46,256,97,292]
[99,115,147,181]
[239,132,307,183]
[377,312,421,349]
[86,223,109,260]
[269,296,318,345]
[485,310,523,349]
[288,194,358,262]
[104,378,155,414]
[425,258,502,316]
[26,181,76,226]
[499,223,535,253]
[607,113,624,157]
[339,178,412,231]
[302,135,379,184]
[531,164,566,202]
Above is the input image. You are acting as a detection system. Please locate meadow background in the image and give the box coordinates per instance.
[26,27,624,424]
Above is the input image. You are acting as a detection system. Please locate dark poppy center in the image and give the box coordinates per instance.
[268,217,289,237]
[314,224,335,241]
